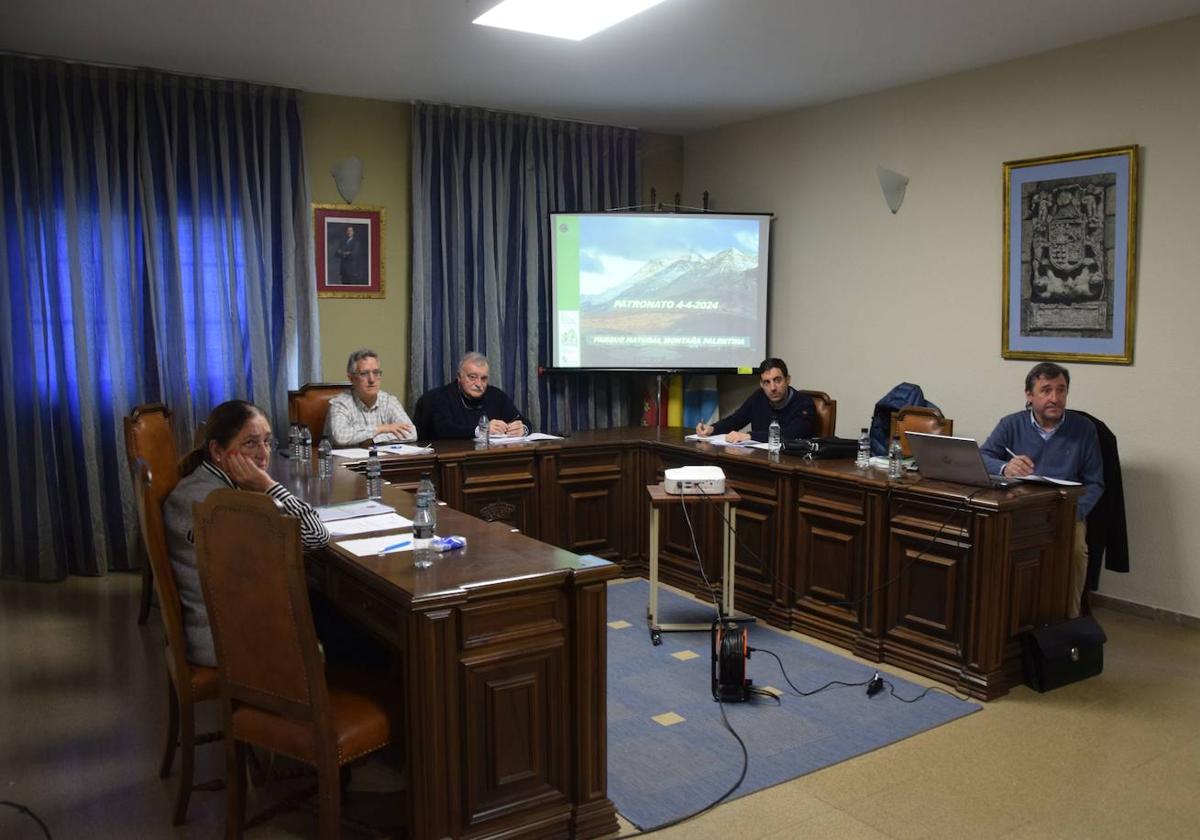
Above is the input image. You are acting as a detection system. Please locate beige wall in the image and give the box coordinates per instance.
[303,94,412,400]
[639,132,684,209]
[684,17,1200,617]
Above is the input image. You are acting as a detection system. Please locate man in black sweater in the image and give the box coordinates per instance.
[424,351,529,440]
[695,357,814,442]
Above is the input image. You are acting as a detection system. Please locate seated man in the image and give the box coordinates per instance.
[695,357,814,443]
[425,351,528,440]
[326,348,417,446]
[980,361,1103,618]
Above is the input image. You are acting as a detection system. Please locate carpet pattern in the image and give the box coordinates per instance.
[606,579,980,828]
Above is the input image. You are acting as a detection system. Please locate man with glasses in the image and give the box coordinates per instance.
[326,348,417,446]
[425,351,528,440]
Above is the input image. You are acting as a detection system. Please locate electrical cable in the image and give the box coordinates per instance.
[614,493,754,838]
[613,695,750,839]
[1,801,52,839]
[677,492,723,614]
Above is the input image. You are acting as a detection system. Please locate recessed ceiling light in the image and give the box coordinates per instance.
[473,0,670,41]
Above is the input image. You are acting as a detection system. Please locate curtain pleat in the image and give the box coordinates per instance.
[0,56,318,580]
[409,103,639,431]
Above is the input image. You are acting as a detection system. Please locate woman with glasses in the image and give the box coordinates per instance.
[164,399,329,667]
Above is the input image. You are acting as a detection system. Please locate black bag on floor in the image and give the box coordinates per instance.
[782,436,859,459]
[1021,616,1106,692]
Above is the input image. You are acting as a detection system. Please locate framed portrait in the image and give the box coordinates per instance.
[313,204,385,298]
[1002,145,1138,364]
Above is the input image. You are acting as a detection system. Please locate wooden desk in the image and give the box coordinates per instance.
[346,429,1079,699]
[275,456,620,839]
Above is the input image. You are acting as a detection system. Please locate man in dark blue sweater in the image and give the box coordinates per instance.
[695,357,815,443]
[981,361,1103,617]
[424,351,529,440]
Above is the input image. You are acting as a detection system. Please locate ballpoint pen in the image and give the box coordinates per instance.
[378,538,411,553]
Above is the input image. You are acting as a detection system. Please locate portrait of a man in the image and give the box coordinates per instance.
[326,221,370,285]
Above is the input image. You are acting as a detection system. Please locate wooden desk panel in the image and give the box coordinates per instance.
[278,458,620,839]
[340,429,1078,699]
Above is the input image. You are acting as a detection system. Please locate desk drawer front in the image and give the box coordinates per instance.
[460,591,567,650]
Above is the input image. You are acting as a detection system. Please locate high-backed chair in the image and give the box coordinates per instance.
[288,383,347,443]
[193,490,401,839]
[890,405,954,457]
[125,403,182,625]
[412,392,432,440]
[131,459,223,825]
[797,389,838,438]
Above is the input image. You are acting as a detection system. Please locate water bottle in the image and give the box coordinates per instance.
[288,424,301,458]
[318,438,332,478]
[412,496,435,569]
[888,436,903,479]
[366,446,382,499]
[416,471,438,529]
[477,413,490,447]
[856,427,871,469]
[767,418,781,453]
[300,426,312,462]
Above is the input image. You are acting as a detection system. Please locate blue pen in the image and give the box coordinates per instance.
[379,538,411,553]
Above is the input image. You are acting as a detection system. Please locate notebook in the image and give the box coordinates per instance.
[904,432,1013,488]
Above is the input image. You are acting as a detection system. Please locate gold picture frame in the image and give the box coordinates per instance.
[1002,145,1138,364]
[314,203,385,299]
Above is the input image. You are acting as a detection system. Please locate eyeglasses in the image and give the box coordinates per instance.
[238,437,277,453]
[352,369,384,380]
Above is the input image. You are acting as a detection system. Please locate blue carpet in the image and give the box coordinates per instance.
[606,579,980,829]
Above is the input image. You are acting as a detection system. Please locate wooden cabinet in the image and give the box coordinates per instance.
[378,429,1076,699]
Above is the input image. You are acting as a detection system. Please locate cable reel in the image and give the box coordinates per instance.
[711,618,755,702]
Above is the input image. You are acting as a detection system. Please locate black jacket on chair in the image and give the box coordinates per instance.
[1075,411,1129,590]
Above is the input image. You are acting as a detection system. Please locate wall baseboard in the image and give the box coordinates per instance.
[1091,592,1200,631]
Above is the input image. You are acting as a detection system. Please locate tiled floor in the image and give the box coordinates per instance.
[1,573,1197,839]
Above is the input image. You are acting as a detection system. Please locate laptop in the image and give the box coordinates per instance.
[904,432,1013,488]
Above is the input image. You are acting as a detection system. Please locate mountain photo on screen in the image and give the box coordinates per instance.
[551,213,770,370]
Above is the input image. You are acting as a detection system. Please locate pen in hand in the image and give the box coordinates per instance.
[1004,446,1018,459]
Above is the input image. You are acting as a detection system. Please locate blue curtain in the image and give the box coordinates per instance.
[0,57,319,580]
[409,103,638,431]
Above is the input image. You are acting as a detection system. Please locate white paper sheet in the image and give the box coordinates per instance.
[377,443,435,455]
[330,447,372,459]
[314,499,395,522]
[325,514,413,537]
[523,432,564,441]
[336,534,413,557]
[684,433,756,447]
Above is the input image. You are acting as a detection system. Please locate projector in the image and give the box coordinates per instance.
[664,466,726,495]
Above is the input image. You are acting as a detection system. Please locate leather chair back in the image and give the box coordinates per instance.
[412,393,432,440]
[193,490,330,725]
[890,405,954,457]
[131,459,188,683]
[125,404,181,492]
[797,390,838,438]
[289,383,348,444]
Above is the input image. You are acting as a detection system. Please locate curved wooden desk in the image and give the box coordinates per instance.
[274,456,619,840]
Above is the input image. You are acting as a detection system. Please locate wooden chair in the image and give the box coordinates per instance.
[125,403,182,625]
[890,405,954,457]
[288,383,347,443]
[797,389,838,438]
[131,459,223,825]
[193,490,401,839]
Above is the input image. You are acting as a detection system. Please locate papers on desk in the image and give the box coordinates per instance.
[336,534,413,557]
[330,447,372,459]
[314,499,395,522]
[378,443,434,455]
[325,513,413,537]
[524,432,564,441]
[685,433,769,450]
[1015,475,1082,486]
